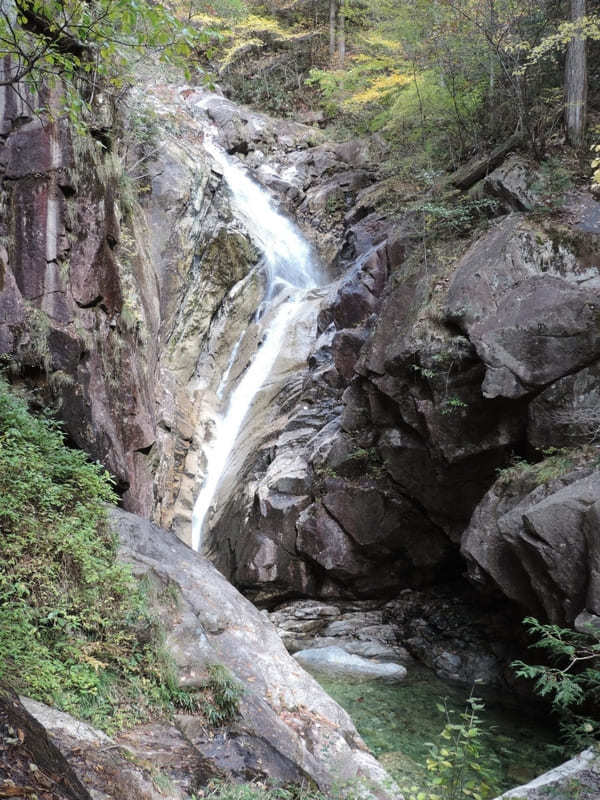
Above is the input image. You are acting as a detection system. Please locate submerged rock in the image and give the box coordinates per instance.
[294,646,407,683]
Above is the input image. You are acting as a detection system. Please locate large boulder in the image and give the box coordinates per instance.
[528,363,600,448]
[482,155,540,211]
[1,689,185,800]
[462,463,600,624]
[112,507,397,798]
[446,214,600,399]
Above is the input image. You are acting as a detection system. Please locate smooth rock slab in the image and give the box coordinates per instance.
[494,747,600,799]
[294,646,407,683]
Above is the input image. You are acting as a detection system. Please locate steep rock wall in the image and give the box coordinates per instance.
[3,74,600,630]
[200,140,600,623]
[0,81,266,532]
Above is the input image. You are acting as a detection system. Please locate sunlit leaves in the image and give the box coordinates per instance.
[0,0,205,125]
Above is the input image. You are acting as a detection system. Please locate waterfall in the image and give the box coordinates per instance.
[191,135,321,552]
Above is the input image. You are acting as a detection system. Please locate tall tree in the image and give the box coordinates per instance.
[565,0,587,147]
[329,0,338,60]
[337,0,345,63]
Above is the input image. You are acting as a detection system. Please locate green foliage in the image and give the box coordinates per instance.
[0,0,204,128]
[199,780,323,799]
[200,663,243,726]
[25,307,52,371]
[513,617,600,751]
[516,14,600,73]
[417,198,499,238]
[440,397,469,416]
[191,2,322,115]
[0,379,195,732]
[305,0,570,167]
[495,447,584,488]
[405,696,498,800]
[197,776,366,800]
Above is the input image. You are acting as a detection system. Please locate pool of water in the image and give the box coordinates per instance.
[315,666,561,796]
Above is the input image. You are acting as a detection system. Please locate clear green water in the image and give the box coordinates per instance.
[316,666,561,795]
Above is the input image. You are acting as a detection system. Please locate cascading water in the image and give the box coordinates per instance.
[191,130,321,552]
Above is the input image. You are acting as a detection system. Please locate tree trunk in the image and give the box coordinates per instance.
[329,0,338,61]
[488,0,496,94]
[565,0,587,147]
[337,0,345,63]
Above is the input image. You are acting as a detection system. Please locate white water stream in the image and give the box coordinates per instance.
[191,133,321,552]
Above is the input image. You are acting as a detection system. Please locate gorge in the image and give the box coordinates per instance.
[2,15,600,798]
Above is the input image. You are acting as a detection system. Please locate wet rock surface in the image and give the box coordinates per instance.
[294,646,407,683]
[211,189,600,617]
[268,589,515,691]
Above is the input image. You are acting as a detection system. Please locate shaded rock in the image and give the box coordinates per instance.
[332,327,368,381]
[269,600,412,664]
[477,275,600,398]
[331,244,388,329]
[19,697,185,799]
[301,169,372,215]
[574,610,600,635]
[294,646,407,683]
[321,479,449,566]
[528,363,600,448]
[296,502,371,579]
[462,466,600,624]
[483,155,540,211]
[174,709,306,786]
[446,214,600,399]
[383,585,510,689]
[0,688,92,800]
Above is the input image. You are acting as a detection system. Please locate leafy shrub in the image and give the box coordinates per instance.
[198,777,364,800]
[403,696,499,800]
[513,617,600,751]
[495,446,594,488]
[0,379,194,732]
[201,664,243,726]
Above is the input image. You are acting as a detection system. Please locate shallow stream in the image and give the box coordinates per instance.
[316,666,561,796]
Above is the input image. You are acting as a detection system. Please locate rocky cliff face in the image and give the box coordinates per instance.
[0,85,157,512]
[185,107,600,632]
[185,94,600,622]
[3,74,600,637]
[0,80,273,534]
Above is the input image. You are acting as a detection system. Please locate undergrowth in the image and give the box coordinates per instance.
[196,778,366,800]
[496,446,598,488]
[0,378,200,733]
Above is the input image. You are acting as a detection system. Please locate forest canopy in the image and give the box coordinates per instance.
[0,0,598,167]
